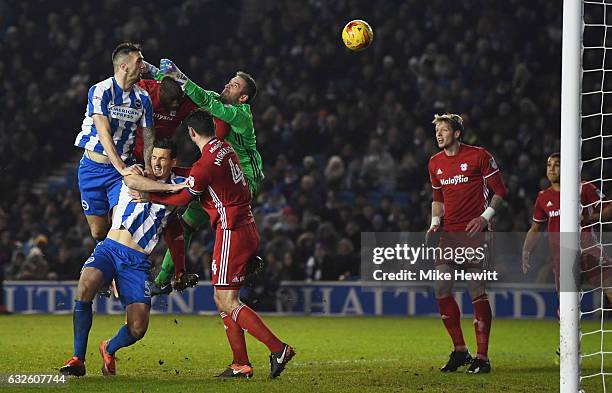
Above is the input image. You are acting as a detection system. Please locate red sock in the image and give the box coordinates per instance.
[220,311,250,365]
[232,304,284,353]
[472,294,492,359]
[163,218,185,277]
[436,296,466,348]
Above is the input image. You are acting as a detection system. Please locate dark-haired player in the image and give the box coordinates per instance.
[140,110,294,379]
[522,152,612,302]
[427,113,507,374]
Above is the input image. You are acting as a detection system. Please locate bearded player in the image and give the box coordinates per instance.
[150,59,264,296]
[522,153,612,302]
[139,110,293,379]
[427,113,507,374]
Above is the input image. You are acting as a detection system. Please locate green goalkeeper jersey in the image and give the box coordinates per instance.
[184,79,264,194]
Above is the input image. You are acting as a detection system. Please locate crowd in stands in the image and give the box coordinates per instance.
[0,0,568,291]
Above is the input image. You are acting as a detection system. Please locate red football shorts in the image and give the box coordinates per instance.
[212,222,259,289]
[434,231,489,269]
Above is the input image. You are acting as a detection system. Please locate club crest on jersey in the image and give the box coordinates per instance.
[489,157,498,169]
[170,110,176,116]
[460,163,468,171]
[440,174,469,186]
[81,200,90,211]
[134,99,142,109]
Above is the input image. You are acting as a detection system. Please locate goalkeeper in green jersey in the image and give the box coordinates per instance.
[151,59,264,295]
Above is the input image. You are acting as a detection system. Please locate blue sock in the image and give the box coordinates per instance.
[73,300,93,361]
[106,324,138,355]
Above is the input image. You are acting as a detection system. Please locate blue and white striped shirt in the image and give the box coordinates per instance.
[74,77,154,161]
[111,172,186,254]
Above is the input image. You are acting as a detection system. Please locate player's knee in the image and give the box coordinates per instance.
[75,282,96,302]
[90,228,107,242]
[213,292,239,314]
[128,320,148,340]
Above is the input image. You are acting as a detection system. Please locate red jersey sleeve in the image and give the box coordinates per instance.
[136,79,159,94]
[150,189,193,206]
[428,158,444,202]
[479,149,500,179]
[187,160,210,197]
[214,118,231,140]
[581,182,605,207]
[532,193,548,223]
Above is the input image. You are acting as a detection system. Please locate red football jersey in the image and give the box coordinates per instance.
[532,182,604,259]
[428,144,502,231]
[186,138,254,230]
[133,80,230,162]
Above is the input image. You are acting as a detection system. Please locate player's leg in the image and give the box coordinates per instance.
[78,155,120,241]
[100,244,153,376]
[466,272,491,373]
[435,263,472,372]
[60,246,114,376]
[154,201,207,288]
[212,223,294,379]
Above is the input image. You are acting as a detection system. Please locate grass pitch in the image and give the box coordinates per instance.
[0,314,606,392]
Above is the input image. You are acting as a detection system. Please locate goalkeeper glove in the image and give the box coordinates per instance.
[143,60,162,79]
[159,59,189,87]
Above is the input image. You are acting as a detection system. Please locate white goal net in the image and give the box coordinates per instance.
[577,1,612,391]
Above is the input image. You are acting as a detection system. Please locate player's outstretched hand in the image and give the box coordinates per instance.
[159,59,188,86]
[127,188,150,202]
[168,182,189,193]
[521,250,531,274]
[465,216,487,237]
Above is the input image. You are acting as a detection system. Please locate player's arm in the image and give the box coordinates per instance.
[150,162,208,206]
[124,173,188,193]
[466,152,508,235]
[142,126,155,176]
[582,183,612,225]
[184,80,252,129]
[92,115,140,176]
[426,160,444,243]
[158,59,251,129]
[522,221,545,274]
[139,92,155,177]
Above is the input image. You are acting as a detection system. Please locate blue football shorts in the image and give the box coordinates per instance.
[82,238,152,307]
[77,153,123,216]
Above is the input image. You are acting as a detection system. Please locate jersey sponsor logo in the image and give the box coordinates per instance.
[108,104,142,122]
[439,174,469,186]
[546,201,553,207]
[489,157,498,169]
[436,168,443,175]
[460,163,468,171]
[186,176,195,188]
[229,158,246,186]
[549,209,560,218]
[153,112,174,121]
[81,200,90,211]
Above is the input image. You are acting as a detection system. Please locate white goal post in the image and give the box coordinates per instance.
[560,0,582,392]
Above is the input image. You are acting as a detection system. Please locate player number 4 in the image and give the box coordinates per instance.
[211,260,217,275]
